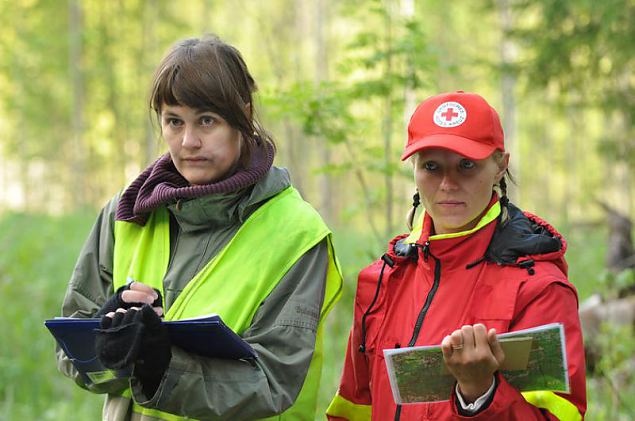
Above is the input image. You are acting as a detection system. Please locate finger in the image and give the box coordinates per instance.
[111,310,126,327]
[100,315,113,329]
[488,328,505,364]
[450,330,464,351]
[461,325,476,349]
[140,304,162,328]
[121,307,140,324]
[441,335,454,359]
[473,324,489,349]
[121,289,157,305]
[153,306,164,317]
[129,282,159,300]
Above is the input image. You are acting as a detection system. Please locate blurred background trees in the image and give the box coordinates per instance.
[0,0,633,419]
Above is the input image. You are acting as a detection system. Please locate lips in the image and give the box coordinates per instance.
[183,157,208,161]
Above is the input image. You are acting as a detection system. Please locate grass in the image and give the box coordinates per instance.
[0,211,626,420]
[0,212,103,420]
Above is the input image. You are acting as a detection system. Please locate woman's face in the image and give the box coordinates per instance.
[414,148,508,235]
[161,104,242,185]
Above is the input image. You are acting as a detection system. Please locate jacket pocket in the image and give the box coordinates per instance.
[470,271,522,333]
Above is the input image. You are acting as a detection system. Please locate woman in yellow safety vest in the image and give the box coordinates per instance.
[56,34,342,421]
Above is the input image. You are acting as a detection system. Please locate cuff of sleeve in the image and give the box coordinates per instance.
[454,375,498,416]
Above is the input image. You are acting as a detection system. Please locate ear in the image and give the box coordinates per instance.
[244,102,252,119]
[495,152,510,182]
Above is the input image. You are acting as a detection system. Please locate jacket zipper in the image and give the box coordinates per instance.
[395,241,442,421]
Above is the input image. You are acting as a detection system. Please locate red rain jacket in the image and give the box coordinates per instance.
[328,201,586,420]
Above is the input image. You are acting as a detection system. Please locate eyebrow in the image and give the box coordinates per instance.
[161,111,181,118]
[161,108,220,118]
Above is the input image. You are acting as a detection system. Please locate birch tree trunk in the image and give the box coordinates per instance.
[498,0,519,203]
[68,0,86,208]
[383,0,394,238]
[315,0,334,225]
[144,0,160,167]
[401,0,416,231]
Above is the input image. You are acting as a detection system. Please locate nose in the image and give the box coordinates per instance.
[182,125,201,148]
[439,171,459,191]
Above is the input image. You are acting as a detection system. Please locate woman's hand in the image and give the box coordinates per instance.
[96,304,172,397]
[97,281,163,317]
[120,282,163,317]
[441,324,505,402]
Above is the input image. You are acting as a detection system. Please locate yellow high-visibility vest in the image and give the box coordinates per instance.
[112,186,343,420]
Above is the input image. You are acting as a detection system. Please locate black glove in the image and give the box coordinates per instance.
[96,284,162,317]
[95,304,171,397]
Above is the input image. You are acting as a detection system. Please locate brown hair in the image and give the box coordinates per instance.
[149,34,275,166]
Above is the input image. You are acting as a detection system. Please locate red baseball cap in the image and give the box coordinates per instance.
[401,91,505,161]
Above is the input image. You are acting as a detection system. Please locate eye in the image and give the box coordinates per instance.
[200,115,216,127]
[164,118,183,128]
[459,159,475,170]
[423,161,439,171]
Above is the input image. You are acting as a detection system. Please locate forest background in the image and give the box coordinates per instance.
[0,0,634,420]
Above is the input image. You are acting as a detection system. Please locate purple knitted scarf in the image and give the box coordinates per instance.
[116,142,274,225]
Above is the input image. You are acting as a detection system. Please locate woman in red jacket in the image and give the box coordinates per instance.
[327,91,586,420]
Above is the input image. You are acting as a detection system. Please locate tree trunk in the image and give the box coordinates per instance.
[68,0,86,209]
[257,1,308,197]
[144,0,160,167]
[401,0,416,231]
[383,0,394,238]
[498,0,519,203]
[315,0,334,225]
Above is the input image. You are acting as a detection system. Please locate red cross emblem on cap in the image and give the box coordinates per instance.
[433,101,467,128]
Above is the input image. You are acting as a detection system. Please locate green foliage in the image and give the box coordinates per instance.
[596,269,635,298]
[0,212,101,419]
[560,225,608,301]
[587,323,635,420]
[510,0,635,165]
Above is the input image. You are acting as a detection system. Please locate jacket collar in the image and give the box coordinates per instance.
[394,195,566,273]
[167,166,291,232]
[404,194,500,245]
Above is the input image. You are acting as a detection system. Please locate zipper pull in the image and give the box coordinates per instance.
[422,241,430,261]
[381,254,395,267]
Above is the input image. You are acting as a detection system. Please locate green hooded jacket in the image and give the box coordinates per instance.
[56,167,341,420]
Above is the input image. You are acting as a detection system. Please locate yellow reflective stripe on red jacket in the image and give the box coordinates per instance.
[326,393,371,421]
[522,391,581,421]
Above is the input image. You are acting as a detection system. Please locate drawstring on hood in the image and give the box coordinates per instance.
[359,254,394,353]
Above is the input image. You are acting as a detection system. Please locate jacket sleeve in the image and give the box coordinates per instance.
[130,240,329,420]
[326,275,373,420]
[451,279,586,421]
[55,194,129,394]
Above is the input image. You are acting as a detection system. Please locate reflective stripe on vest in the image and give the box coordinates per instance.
[522,391,581,421]
[326,393,372,421]
[112,186,343,420]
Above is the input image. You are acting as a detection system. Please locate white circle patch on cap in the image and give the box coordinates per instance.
[433,102,467,128]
